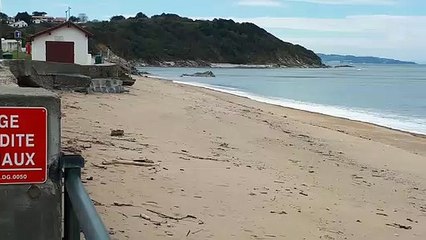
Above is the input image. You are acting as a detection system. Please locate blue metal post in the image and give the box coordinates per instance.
[63,155,110,240]
[64,167,81,240]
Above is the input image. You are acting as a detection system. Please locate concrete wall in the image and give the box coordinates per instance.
[32,26,91,65]
[7,60,135,89]
[0,87,62,240]
[0,64,18,86]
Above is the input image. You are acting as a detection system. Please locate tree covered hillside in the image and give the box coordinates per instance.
[86,14,322,67]
[1,12,323,67]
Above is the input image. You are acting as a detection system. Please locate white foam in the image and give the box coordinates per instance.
[174,80,426,135]
[145,75,172,80]
[210,63,275,68]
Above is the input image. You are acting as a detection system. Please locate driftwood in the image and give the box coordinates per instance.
[133,213,163,226]
[113,202,135,207]
[146,209,197,221]
[116,158,154,164]
[386,223,412,230]
[173,151,229,162]
[91,163,108,169]
[111,129,124,137]
[118,212,129,218]
[102,160,159,167]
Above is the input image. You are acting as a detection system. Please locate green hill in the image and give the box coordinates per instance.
[86,14,323,67]
[318,53,416,65]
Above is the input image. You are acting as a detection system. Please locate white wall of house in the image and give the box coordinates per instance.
[9,20,28,28]
[32,26,91,65]
[1,39,21,52]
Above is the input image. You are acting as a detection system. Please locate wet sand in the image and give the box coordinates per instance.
[62,76,426,240]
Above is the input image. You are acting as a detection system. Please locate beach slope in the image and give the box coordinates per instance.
[62,77,426,240]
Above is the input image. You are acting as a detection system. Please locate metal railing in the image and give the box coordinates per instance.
[62,154,110,240]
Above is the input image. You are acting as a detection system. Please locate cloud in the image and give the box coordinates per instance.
[229,15,426,33]
[287,0,397,5]
[194,15,426,61]
[237,0,282,6]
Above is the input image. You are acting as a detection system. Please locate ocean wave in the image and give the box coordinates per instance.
[174,80,426,135]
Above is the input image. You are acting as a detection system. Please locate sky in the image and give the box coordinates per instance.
[2,0,426,63]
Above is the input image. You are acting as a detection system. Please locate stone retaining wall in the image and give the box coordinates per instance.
[0,63,18,86]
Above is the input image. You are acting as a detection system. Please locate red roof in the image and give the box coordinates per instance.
[29,21,93,41]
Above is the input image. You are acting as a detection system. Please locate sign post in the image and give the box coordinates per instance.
[0,87,62,240]
[14,30,22,59]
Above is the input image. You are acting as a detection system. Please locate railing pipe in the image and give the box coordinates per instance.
[63,155,110,240]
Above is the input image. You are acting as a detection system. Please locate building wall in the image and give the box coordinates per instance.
[1,40,21,52]
[32,26,91,65]
[9,21,28,28]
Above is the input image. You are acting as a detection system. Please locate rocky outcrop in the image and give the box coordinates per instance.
[181,71,216,78]
[334,65,355,68]
[88,79,127,93]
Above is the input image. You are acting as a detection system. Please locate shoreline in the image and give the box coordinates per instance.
[146,76,426,137]
[173,79,426,138]
[143,75,426,156]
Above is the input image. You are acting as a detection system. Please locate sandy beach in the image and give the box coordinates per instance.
[61,76,426,240]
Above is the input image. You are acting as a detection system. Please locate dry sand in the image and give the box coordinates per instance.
[61,76,426,240]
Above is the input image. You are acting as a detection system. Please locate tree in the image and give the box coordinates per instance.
[78,13,88,23]
[134,12,148,19]
[0,12,8,20]
[15,12,32,25]
[110,15,125,21]
[32,11,47,16]
[0,12,8,25]
[69,16,79,22]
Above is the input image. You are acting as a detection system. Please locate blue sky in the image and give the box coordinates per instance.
[2,0,426,62]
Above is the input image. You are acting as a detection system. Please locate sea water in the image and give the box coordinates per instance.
[139,65,426,135]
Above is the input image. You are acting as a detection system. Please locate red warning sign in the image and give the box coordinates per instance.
[0,107,47,185]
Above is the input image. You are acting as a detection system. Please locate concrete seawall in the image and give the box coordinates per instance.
[5,60,135,90]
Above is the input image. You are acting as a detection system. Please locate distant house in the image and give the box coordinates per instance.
[53,17,67,23]
[9,20,28,28]
[7,17,16,24]
[32,15,54,24]
[29,21,93,65]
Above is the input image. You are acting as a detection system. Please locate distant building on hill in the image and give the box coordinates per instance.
[29,21,94,65]
[8,20,28,28]
[30,13,66,24]
[7,17,16,24]
[32,15,54,24]
[53,17,67,23]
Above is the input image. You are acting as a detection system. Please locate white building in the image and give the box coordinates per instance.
[29,21,93,65]
[8,20,28,28]
[32,14,53,24]
[7,17,16,24]
[1,39,21,52]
